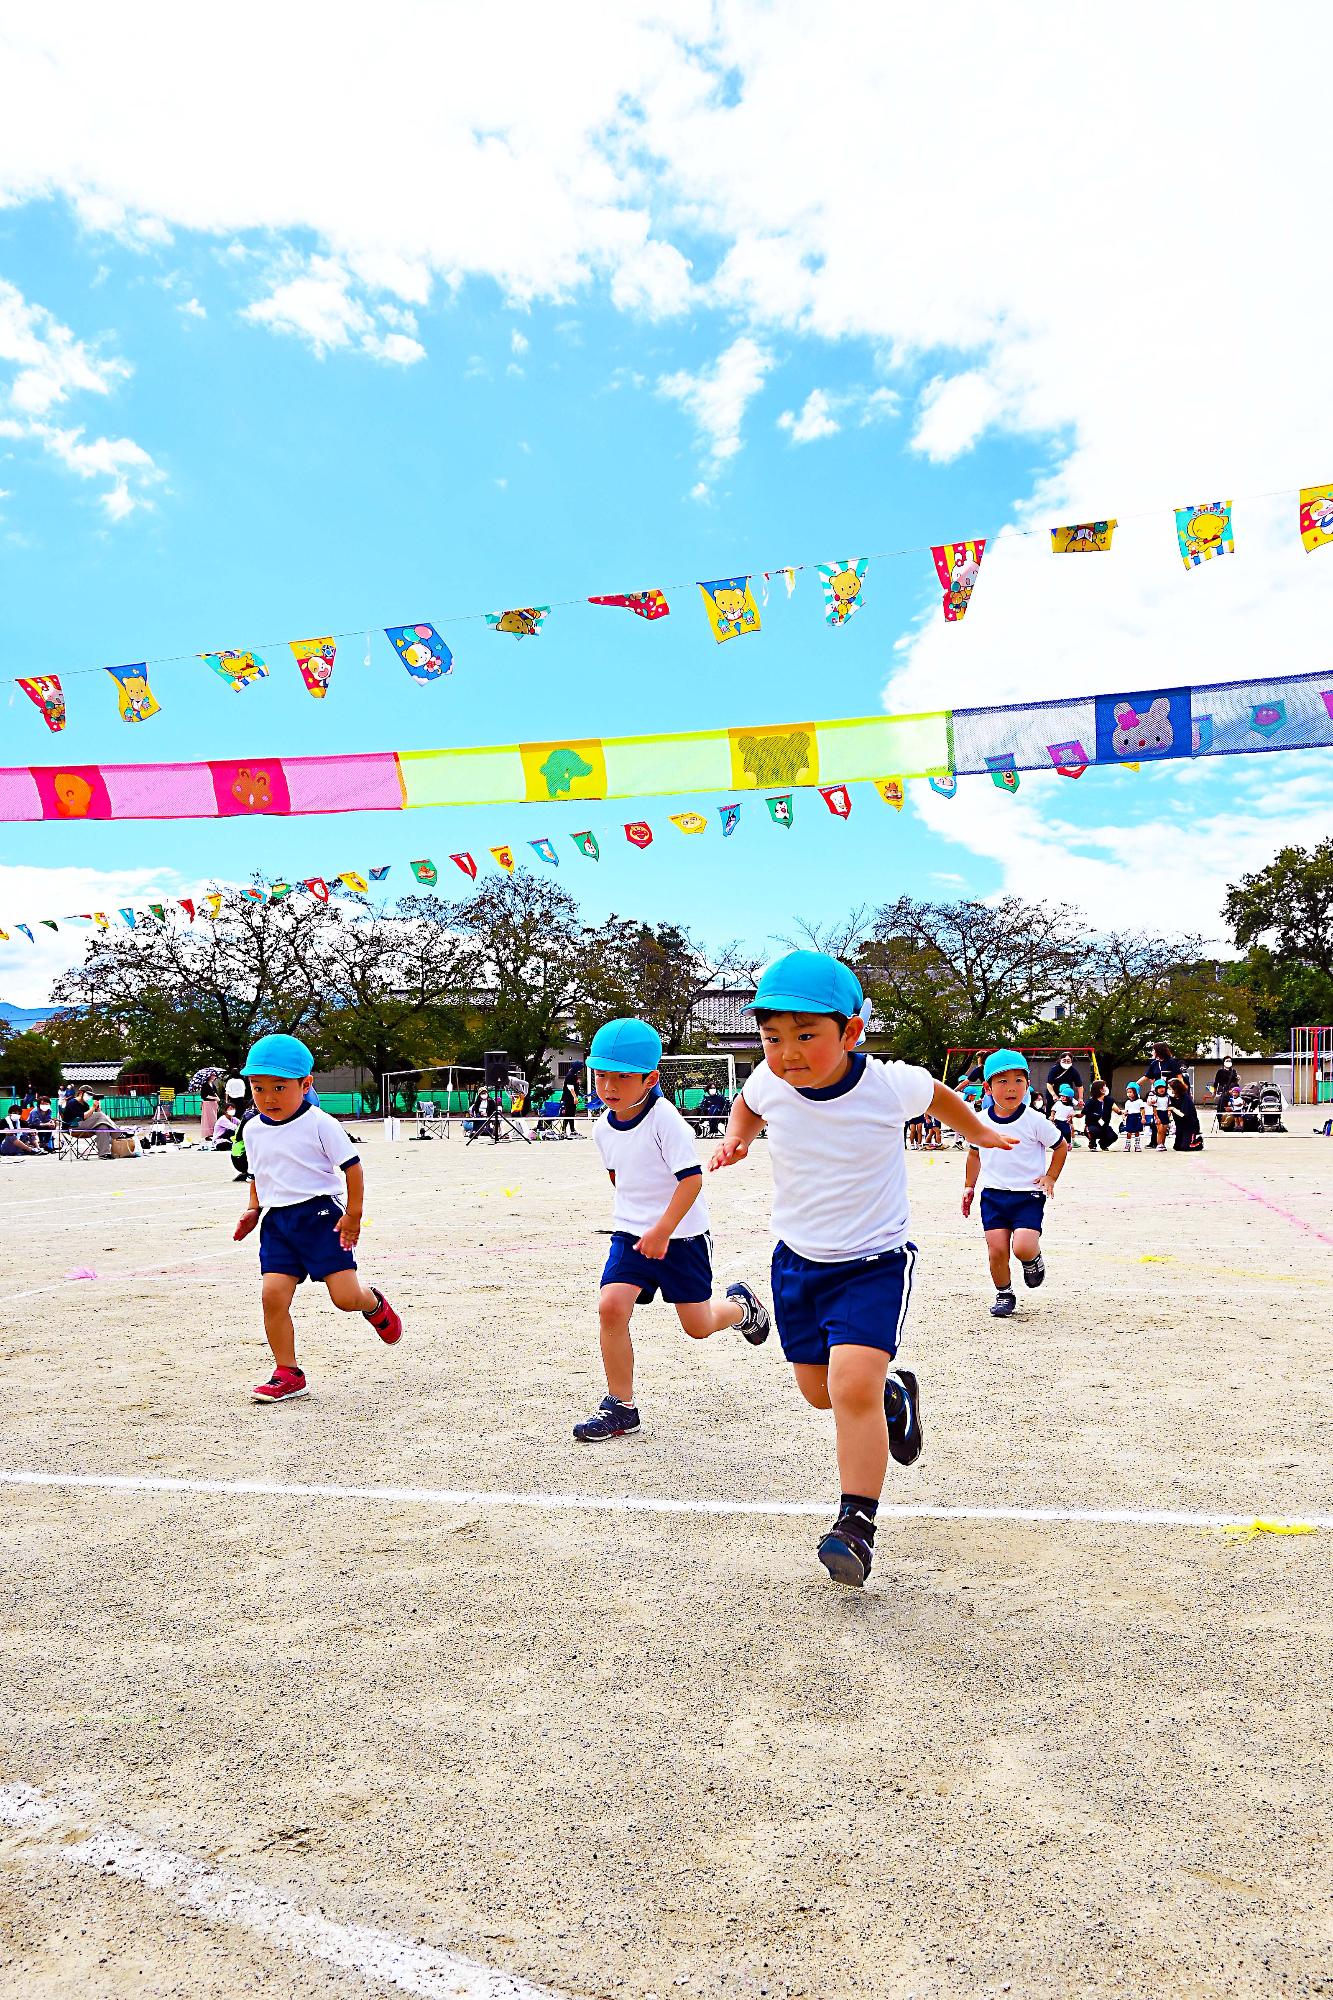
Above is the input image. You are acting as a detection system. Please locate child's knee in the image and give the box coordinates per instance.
[598,1293,633,1331]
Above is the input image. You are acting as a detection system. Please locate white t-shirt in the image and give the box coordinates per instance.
[741,1053,934,1262]
[971,1103,1063,1191]
[244,1103,360,1211]
[593,1090,709,1239]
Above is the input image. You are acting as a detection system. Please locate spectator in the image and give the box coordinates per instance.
[1045,1051,1085,1106]
[1083,1080,1118,1151]
[59,1085,87,1129]
[79,1094,120,1160]
[213,1106,240,1150]
[25,1097,56,1152]
[1146,1041,1185,1085]
[1211,1052,1240,1103]
[199,1072,220,1142]
[560,1077,579,1137]
[1167,1074,1204,1151]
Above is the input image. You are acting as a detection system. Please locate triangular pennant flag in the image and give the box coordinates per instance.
[931,540,985,621]
[1299,485,1333,553]
[766,793,794,828]
[290,636,336,698]
[571,830,600,860]
[242,888,263,902]
[385,623,452,682]
[486,607,549,638]
[819,783,852,818]
[0,926,9,940]
[302,878,329,901]
[410,859,438,886]
[985,754,1020,793]
[1046,738,1088,771]
[588,590,669,620]
[1174,501,1234,567]
[1055,763,1087,780]
[1050,520,1116,553]
[719,803,741,837]
[105,662,160,723]
[93,912,109,928]
[698,577,761,642]
[178,899,195,920]
[203,894,222,917]
[490,846,516,873]
[874,778,905,811]
[450,853,478,879]
[200,649,268,691]
[119,908,136,927]
[16,675,66,732]
[529,838,560,865]
[816,558,868,627]
[268,882,292,902]
[17,923,33,942]
[670,812,707,834]
[369,865,391,881]
[928,774,958,799]
[624,821,654,849]
[338,872,369,893]
[40,919,58,931]
[148,903,165,921]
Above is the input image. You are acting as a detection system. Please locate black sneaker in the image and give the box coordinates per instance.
[726,1280,770,1346]
[573,1395,641,1443]
[990,1289,1017,1318]
[1021,1252,1046,1289]
[885,1368,923,1466]
[817,1510,875,1587]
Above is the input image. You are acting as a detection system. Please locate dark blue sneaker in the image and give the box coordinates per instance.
[885,1368,923,1466]
[1021,1252,1046,1289]
[726,1280,770,1346]
[573,1395,641,1443]
[817,1509,875,1587]
[990,1288,1017,1318]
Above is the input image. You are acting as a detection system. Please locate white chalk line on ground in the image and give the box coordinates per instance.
[1,1249,234,1305]
[0,1177,233,1212]
[0,1783,565,2000]
[2,1468,1328,1532]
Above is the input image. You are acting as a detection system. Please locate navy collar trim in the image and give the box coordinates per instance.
[797,1052,866,1102]
[607,1084,661,1131]
[987,1101,1028,1125]
[259,1097,316,1127]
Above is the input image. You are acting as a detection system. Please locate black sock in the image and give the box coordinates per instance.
[839,1494,878,1542]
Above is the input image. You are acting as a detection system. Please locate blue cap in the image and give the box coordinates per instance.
[587,1017,662,1075]
[743,950,864,1018]
[241,1032,315,1079]
[982,1047,1029,1082]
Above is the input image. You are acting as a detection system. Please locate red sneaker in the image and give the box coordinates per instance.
[363,1288,402,1344]
[252,1365,308,1404]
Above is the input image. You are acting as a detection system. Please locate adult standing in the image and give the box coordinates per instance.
[1145,1042,1185,1084]
[1211,1052,1240,1103]
[560,1076,578,1138]
[1167,1074,1204,1151]
[1045,1051,1085,1107]
[199,1071,219,1143]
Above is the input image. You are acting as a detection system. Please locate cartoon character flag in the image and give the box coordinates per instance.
[385,623,452,682]
[819,784,852,818]
[670,812,707,834]
[571,830,600,860]
[931,540,985,621]
[486,607,549,638]
[41,919,59,931]
[875,777,905,811]
[698,577,761,643]
[530,838,560,866]
[178,899,196,920]
[928,774,958,799]
[719,803,741,837]
[986,754,1020,793]
[1175,501,1234,568]
[302,878,329,901]
[148,904,165,921]
[369,866,391,882]
[339,872,369,894]
[767,793,794,828]
[588,590,669,620]
[93,912,109,928]
[200,649,268,692]
[624,821,654,849]
[1299,485,1333,553]
[490,846,516,873]
[268,883,291,902]
[409,859,438,886]
[450,854,478,879]
[17,675,66,732]
[816,558,868,627]
[105,662,160,723]
[290,636,336,698]
[1050,520,1116,554]
[119,908,136,927]
[17,924,33,942]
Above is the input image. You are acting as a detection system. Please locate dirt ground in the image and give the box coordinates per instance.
[1,1118,1331,1999]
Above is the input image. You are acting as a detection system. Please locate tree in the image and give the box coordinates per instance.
[315,902,478,1108]
[1058,935,1256,1074]
[1,1031,64,1096]
[422,873,585,1086]
[573,918,753,1054]
[1224,839,1333,980]
[1222,948,1333,1051]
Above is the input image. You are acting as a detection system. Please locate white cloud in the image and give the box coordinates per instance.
[510,328,529,355]
[777,388,839,443]
[910,370,1005,462]
[243,255,423,364]
[658,333,773,489]
[610,238,692,317]
[778,383,900,443]
[177,296,206,320]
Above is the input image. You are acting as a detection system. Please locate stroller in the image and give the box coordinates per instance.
[1257,1082,1286,1133]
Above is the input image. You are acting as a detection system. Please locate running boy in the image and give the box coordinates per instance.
[709,952,1016,1588]
[573,1017,769,1441]
[232,1033,401,1403]
[960,1050,1067,1319]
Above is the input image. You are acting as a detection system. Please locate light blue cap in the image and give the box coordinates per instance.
[241,1032,315,1079]
[587,1017,662,1075]
[982,1047,1029,1082]
[744,950,864,1018]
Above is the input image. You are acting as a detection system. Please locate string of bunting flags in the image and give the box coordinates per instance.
[10,484,1333,734]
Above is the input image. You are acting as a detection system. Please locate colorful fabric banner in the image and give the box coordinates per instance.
[148,903,165,920]
[572,830,600,860]
[201,650,268,692]
[339,872,369,893]
[928,774,957,799]
[203,894,222,918]
[385,623,452,682]
[268,883,291,901]
[875,777,905,811]
[670,812,707,834]
[986,754,1020,793]
[17,676,66,732]
[119,908,136,927]
[17,923,32,942]
[303,878,329,900]
[1050,520,1116,554]
[490,846,516,873]
[290,637,336,699]
[105,663,160,724]
[698,577,761,643]
[178,899,195,920]
[486,607,548,638]
[719,803,741,837]
[819,783,852,817]
[1095,688,1190,764]
[369,865,391,881]
[41,918,58,930]
[529,837,560,865]
[93,911,109,928]
[624,821,653,849]
[931,540,985,622]
[1175,502,1234,568]
[588,590,669,620]
[816,558,867,627]
[451,854,478,879]
[1299,485,1333,553]
[767,793,794,827]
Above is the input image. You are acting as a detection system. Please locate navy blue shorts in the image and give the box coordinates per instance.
[600,1230,713,1305]
[979,1188,1046,1236]
[259,1195,358,1284]
[770,1239,917,1367]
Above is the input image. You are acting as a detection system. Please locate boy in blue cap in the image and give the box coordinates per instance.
[710,951,1015,1587]
[232,1032,401,1404]
[573,1016,770,1443]
[960,1050,1067,1319]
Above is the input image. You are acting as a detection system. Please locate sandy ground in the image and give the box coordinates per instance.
[0,1118,1331,1999]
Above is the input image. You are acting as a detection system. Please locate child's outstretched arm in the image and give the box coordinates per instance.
[960,1144,981,1217]
[709,1095,765,1171]
[930,1081,1019,1151]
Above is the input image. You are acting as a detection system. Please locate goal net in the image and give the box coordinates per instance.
[381,1063,486,1136]
[656,1054,737,1115]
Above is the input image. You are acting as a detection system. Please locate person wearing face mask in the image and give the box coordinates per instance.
[1044,1051,1085,1108]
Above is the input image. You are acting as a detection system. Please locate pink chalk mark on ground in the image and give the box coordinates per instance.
[1198,1166,1333,1249]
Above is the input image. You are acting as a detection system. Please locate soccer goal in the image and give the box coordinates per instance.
[1289,1025,1333,1105]
[380,1063,486,1138]
[943,1045,1101,1086]
[656,1054,737,1134]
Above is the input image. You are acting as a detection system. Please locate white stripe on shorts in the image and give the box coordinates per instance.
[893,1242,917,1350]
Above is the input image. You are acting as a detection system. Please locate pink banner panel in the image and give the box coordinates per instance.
[282,753,406,814]
[0,769,42,821]
[32,766,114,820]
[209,758,294,817]
[103,762,218,819]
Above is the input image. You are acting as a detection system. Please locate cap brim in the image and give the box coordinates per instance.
[743,991,840,1015]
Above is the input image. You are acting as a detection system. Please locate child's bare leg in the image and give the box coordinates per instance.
[827,1343,892,1498]
[325,1269,379,1315]
[261,1272,300,1370]
[598,1282,641,1402]
[1011,1227,1041,1266]
[674,1297,743,1342]
[793,1362,832,1409]
[985,1228,1013,1289]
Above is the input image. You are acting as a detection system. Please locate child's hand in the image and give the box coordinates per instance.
[973,1128,1019,1151]
[635,1225,669,1260]
[709,1137,749,1171]
[960,1187,974,1218]
[337,1212,361,1250]
[233,1209,259,1242]
[1037,1174,1056,1201]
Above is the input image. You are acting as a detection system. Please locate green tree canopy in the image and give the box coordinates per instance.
[1223,838,1333,980]
[1,1031,64,1097]
[572,918,752,1055]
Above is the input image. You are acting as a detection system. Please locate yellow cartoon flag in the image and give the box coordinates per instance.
[490,845,516,873]
[1299,485,1333,553]
[670,812,708,834]
[105,662,161,723]
[203,893,222,918]
[338,872,369,894]
[698,576,761,643]
[1050,519,1116,554]
[874,777,905,811]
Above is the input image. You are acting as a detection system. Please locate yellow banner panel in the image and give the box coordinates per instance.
[519,739,608,803]
[399,745,527,808]
[604,730,733,799]
[813,711,951,780]
[728,721,819,791]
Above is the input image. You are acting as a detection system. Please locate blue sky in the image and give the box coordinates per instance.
[2,6,1333,1003]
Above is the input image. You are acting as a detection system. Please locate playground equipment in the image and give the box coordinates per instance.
[1288,1025,1333,1105]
